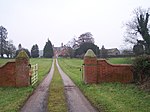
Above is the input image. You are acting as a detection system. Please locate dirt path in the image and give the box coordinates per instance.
[20,60,54,112]
[56,59,98,112]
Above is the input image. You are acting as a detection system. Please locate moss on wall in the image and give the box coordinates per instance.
[84,49,96,57]
[16,50,29,59]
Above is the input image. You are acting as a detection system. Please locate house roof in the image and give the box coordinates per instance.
[107,48,120,54]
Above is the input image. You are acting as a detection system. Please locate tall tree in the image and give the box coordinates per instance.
[74,42,99,58]
[133,40,144,55]
[68,32,94,50]
[0,26,8,58]
[43,39,54,58]
[31,44,39,58]
[77,32,94,45]
[15,48,31,58]
[78,32,94,45]
[18,44,22,50]
[5,40,16,58]
[125,7,150,54]
[100,45,108,58]
[15,44,31,58]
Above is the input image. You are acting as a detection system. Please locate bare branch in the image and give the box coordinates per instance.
[124,7,150,46]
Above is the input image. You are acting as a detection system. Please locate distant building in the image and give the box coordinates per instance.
[53,43,72,57]
[100,45,120,58]
[39,50,43,57]
[39,43,69,57]
[107,48,120,56]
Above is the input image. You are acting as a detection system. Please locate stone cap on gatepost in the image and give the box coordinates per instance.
[84,49,96,58]
[84,49,97,65]
[16,50,29,60]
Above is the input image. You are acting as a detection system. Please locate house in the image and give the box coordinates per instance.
[53,43,72,57]
[107,48,120,56]
[39,50,43,57]
[100,45,120,58]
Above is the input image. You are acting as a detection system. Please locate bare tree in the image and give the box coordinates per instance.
[124,7,150,54]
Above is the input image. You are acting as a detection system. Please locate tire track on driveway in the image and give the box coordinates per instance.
[56,59,98,112]
[20,59,54,112]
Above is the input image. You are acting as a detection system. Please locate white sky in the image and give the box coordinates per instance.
[0,0,149,50]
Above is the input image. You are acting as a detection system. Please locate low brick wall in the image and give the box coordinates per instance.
[0,50,30,87]
[0,62,16,86]
[83,49,133,84]
[97,59,133,83]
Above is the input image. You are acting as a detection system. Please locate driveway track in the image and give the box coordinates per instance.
[56,59,98,112]
[20,60,54,112]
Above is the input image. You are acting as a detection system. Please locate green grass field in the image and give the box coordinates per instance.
[108,57,133,64]
[0,58,15,66]
[0,58,52,112]
[58,58,150,112]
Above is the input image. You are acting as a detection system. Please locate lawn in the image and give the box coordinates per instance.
[58,58,150,112]
[0,58,15,66]
[30,58,53,83]
[0,58,52,112]
[108,57,133,64]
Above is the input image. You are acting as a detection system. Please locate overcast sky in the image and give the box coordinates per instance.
[0,0,149,50]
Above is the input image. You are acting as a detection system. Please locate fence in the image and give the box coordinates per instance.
[31,64,38,86]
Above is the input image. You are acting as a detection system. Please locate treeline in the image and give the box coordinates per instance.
[0,25,54,58]
[0,26,16,58]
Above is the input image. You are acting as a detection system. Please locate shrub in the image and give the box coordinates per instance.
[133,55,150,83]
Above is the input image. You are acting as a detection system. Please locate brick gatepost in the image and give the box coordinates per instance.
[15,50,30,87]
[83,49,98,84]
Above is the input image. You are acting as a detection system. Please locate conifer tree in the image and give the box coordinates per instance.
[31,44,39,58]
[43,39,54,58]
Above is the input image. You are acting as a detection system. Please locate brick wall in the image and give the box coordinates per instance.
[84,57,97,83]
[97,59,133,83]
[83,49,133,84]
[0,50,30,87]
[0,62,16,86]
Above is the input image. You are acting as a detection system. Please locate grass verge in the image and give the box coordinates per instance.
[0,58,52,112]
[30,58,52,83]
[0,58,15,66]
[108,57,133,64]
[58,58,150,112]
[48,60,67,112]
